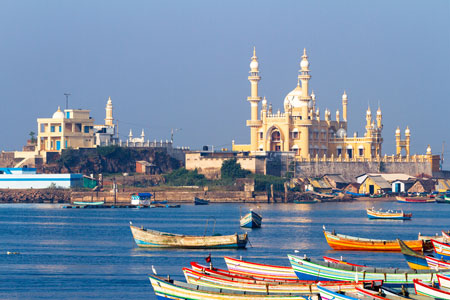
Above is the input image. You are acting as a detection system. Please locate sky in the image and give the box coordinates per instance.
[0,1,449,168]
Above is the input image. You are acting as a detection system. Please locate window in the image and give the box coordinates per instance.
[337,148,342,157]
[66,112,70,119]
[271,131,280,141]
[84,126,90,133]
[259,132,263,139]
[359,148,364,156]
[40,124,45,133]
[292,132,298,139]
[75,123,81,132]
[275,145,281,151]
[59,126,62,132]
[50,126,55,132]
[347,148,353,159]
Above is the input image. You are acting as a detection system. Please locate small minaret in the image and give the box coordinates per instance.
[247,47,262,152]
[128,129,133,141]
[299,48,311,99]
[141,129,145,141]
[365,106,372,136]
[376,106,382,129]
[395,127,401,155]
[336,110,340,123]
[105,96,114,126]
[405,126,411,156]
[426,145,432,156]
[311,91,316,113]
[342,91,348,122]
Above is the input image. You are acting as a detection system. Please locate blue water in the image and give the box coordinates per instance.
[0,201,448,299]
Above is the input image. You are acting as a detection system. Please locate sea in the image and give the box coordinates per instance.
[0,201,448,299]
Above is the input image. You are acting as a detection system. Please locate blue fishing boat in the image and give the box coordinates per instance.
[240,210,262,228]
[131,193,152,205]
[366,208,412,220]
[398,239,429,270]
[73,201,104,206]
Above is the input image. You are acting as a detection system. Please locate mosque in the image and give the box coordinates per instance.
[232,48,412,160]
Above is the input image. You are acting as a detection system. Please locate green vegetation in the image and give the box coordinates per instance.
[250,174,286,192]
[220,158,251,180]
[29,131,37,144]
[164,168,208,186]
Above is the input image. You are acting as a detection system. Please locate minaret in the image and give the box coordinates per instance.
[365,106,372,136]
[141,129,145,140]
[311,91,316,114]
[405,126,411,156]
[342,91,348,122]
[376,106,382,129]
[105,96,114,126]
[395,127,401,155]
[298,49,311,119]
[336,110,340,123]
[128,129,133,141]
[247,47,262,152]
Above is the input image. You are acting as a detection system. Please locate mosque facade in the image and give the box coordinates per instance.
[232,48,412,161]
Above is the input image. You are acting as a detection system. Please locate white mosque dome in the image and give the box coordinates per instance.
[336,128,347,138]
[250,60,259,70]
[284,85,306,108]
[52,107,64,119]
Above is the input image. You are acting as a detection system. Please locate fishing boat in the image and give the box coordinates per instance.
[398,239,429,270]
[436,195,450,203]
[425,255,450,270]
[148,274,312,300]
[194,197,209,205]
[396,196,435,203]
[438,273,450,289]
[224,256,298,280]
[317,285,363,300]
[413,279,450,299]
[323,256,366,267]
[366,208,412,220]
[442,230,450,241]
[432,239,450,260]
[191,262,302,283]
[323,227,424,251]
[131,193,152,205]
[240,210,262,228]
[182,267,373,294]
[129,223,248,248]
[72,201,105,206]
[288,254,448,284]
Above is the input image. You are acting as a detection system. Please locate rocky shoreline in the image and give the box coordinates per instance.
[0,189,71,203]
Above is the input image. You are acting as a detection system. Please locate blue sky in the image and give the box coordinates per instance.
[1,1,449,168]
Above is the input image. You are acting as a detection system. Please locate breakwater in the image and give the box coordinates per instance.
[0,189,70,203]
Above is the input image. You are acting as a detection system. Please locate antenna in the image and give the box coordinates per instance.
[442,141,445,170]
[64,93,71,109]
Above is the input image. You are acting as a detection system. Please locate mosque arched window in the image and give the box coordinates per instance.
[271,131,281,141]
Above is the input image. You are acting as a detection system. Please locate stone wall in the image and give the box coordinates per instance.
[0,189,71,203]
[295,161,432,181]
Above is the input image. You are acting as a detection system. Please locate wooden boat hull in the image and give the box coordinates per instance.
[323,256,365,267]
[317,285,359,300]
[73,201,105,205]
[432,239,450,260]
[323,229,423,251]
[240,211,262,228]
[366,208,412,220]
[224,256,298,280]
[398,239,429,270]
[149,274,312,300]
[288,254,447,285]
[396,196,435,203]
[183,267,367,294]
[438,274,450,289]
[425,256,450,270]
[130,225,247,248]
[414,279,450,299]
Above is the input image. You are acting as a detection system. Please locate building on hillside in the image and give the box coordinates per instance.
[391,179,415,193]
[407,179,435,194]
[359,175,391,195]
[136,161,156,174]
[37,107,95,153]
[305,177,333,193]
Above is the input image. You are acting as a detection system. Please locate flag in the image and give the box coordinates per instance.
[205,253,211,263]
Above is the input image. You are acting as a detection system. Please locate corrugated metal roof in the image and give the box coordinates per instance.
[366,175,391,189]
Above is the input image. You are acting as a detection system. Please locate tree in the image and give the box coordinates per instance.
[29,131,37,144]
[220,158,250,180]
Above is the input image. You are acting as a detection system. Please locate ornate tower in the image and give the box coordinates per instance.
[342,91,348,122]
[405,126,411,156]
[298,48,311,119]
[105,96,114,126]
[376,106,382,129]
[395,127,401,155]
[365,106,372,136]
[247,47,262,152]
